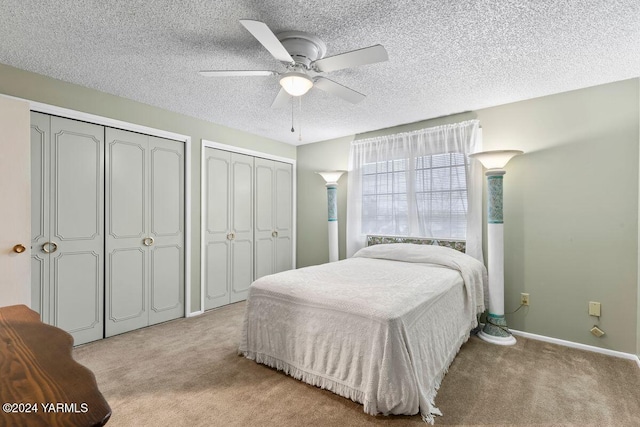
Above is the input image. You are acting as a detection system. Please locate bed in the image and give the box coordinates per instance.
[238,236,488,424]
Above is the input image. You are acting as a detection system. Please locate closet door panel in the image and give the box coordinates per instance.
[30,112,50,321]
[230,154,253,303]
[105,128,148,337]
[148,135,184,324]
[150,142,183,237]
[108,139,145,238]
[30,258,46,320]
[50,117,104,345]
[230,239,252,303]
[207,155,229,234]
[274,163,293,273]
[150,245,183,323]
[108,248,146,324]
[53,252,101,339]
[204,148,231,309]
[254,161,273,232]
[254,158,274,279]
[30,113,48,244]
[53,129,101,240]
[106,132,185,330]
[275,164,293,233]
[205,242,229,307]
[231,154,253,234]
[275,236,293,273]
[255,238,274,279]
[254,159,293,279]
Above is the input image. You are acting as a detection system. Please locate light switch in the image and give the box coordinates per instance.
[588,301,601,317]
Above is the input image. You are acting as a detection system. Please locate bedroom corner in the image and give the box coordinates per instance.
[296,79,640,357]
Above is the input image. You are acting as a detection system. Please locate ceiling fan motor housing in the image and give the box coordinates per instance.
[277,31,327,68]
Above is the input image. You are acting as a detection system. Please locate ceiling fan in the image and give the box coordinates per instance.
[199,20,388,108]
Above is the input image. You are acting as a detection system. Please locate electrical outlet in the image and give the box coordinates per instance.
[589,301,601,317]
[520,293,530,306]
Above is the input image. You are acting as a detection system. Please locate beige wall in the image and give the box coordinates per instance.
[482,79,638,355]
[0,63,296,313]
[296,79,640,354]
[296,136,352,267]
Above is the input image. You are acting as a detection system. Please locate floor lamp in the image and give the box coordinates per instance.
[469,150,523,346]
[317,171,345,263]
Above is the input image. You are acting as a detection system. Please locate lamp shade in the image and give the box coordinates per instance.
[279,72,313,96]
[469,150,523,170]
[316,171,345,185]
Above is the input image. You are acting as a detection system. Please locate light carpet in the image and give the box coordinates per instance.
[73,302,640,426]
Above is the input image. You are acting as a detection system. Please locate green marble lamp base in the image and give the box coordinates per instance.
[478,314,517,346]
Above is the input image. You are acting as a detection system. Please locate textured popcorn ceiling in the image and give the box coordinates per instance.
[1,1,639,145]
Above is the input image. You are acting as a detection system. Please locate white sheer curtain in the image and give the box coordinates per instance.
[346,120,483,261]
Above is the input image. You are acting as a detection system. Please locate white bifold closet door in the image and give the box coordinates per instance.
[254,158,293,279]
[30,112,105,346]
[204,148,254,310]
[105,128,184,337]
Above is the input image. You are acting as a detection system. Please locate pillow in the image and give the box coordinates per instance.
[353,243,466,264]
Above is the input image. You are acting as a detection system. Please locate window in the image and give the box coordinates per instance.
[361,153,468,239]
[346,120,482,259]
[415,153,468,239]
[362,159,408,235]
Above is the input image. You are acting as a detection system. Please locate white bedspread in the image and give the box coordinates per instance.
[239,244,488,423]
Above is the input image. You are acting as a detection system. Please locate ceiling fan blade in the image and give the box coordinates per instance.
[313,77,366,104]
[199,70,277,77]
[312,44,388,73]
[240,19,294,64]
[271,88,291,109]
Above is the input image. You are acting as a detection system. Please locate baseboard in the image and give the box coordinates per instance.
[510,329,640,369]
[186,310,204,318]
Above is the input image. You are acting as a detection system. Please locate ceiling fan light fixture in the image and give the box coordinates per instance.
[279,72,313,96]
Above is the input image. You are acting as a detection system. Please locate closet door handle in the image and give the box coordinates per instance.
[227,232,236,240]
[42,242,58,253]
[13,244,26,254]
[143,237,154,246]
[272,231,278,238]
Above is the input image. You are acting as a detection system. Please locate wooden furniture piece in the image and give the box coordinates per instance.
[0,305,111,427]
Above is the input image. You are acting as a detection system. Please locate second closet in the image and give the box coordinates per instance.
[203,147,293,311]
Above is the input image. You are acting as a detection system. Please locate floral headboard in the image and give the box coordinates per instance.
[366,235,466,253]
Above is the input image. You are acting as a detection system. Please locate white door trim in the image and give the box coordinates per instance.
[200,139,297,315]
[0,95,31,307]
[12,96,194,318]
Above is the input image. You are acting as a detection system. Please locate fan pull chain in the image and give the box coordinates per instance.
[298,96,302,142]
[291,97,295,133]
